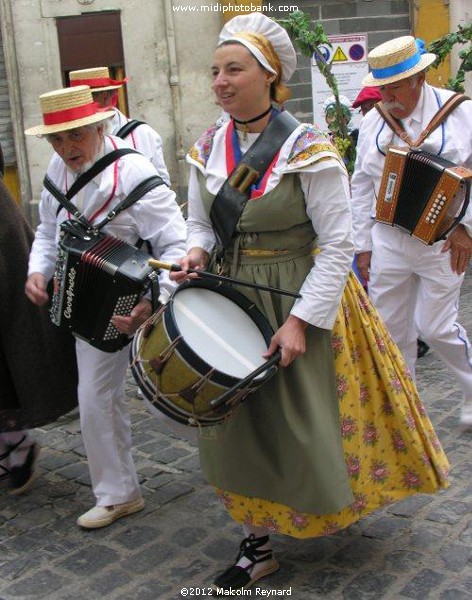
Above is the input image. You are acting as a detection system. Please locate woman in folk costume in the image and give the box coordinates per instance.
[173,13,450,592]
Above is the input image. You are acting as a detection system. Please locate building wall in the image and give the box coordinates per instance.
[6,0,222,209]
[4,0,467,216]
[413,0,451,88]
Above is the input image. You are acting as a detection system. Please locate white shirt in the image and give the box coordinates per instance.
[186,124,354,330]
[351,83,472,253]
[28,135,186,300]
[110,109,171,186]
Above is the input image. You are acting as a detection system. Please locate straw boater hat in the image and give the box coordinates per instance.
[24,86,114,136]
[362,36,436,87]
[69,67,126,92]
[218,13,297,83]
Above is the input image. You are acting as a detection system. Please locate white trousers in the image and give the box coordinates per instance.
[370,225,472,399]
[75,339,141,506]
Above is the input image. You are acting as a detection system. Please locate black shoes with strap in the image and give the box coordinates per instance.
[10,442,40,495]
[212,534,280,592]
[0,448,11,487]
[0,436,40,494]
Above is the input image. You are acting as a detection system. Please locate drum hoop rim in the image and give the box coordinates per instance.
[130,332,231,426]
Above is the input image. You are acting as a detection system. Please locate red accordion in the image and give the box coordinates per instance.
[375,147,472,245]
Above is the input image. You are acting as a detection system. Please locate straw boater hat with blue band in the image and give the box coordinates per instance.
[362,36,437,87]
[24,86,114,136]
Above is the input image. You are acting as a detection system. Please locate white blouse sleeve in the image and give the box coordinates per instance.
[186,165,217,253]
[290,162,354,330]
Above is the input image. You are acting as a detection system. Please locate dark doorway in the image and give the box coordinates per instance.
[56,11,128,114]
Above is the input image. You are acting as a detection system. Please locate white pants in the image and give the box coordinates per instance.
[370,225,472,399]
[75,339,141,506]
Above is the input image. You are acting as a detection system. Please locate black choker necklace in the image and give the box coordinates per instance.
[233,106,273,140]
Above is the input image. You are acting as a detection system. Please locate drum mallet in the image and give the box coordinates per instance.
[148,259,301,299]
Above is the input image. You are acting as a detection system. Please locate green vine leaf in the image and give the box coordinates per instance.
[276,10,355,175]
[428,23,472,93]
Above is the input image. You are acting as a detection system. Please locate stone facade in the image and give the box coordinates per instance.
[2,0,222,207]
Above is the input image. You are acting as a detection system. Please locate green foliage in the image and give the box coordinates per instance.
[277,11,356,175]
[428,23,472,93]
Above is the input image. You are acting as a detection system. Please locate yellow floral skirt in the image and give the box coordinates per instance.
[217,272,450,538]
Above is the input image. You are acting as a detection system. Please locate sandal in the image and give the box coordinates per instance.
[212,534,280,592]
[0,448,11,487]
[0,435,26,487]
[9,442,40,495]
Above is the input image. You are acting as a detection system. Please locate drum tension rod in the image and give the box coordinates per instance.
[210,351,281,410]
[148,259,301,299]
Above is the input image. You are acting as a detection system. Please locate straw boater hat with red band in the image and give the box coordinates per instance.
[24,86,114,136]
[362,36,436,87]
[69,66,127,92]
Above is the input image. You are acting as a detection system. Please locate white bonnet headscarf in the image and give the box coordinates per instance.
[323,95,352,113]
[218,13,297,84]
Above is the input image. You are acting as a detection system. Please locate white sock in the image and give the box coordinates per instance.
[236,525,272,572]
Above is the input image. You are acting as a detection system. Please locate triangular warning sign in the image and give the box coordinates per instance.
[332,46,348,62]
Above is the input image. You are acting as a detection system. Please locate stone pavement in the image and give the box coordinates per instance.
[1,277,472,600]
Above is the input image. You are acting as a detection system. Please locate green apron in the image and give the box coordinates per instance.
[197,172,353,514]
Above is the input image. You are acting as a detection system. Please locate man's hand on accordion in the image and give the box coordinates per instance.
[25,273,49,306]
[111,298,153,336]
[442,224,472,275]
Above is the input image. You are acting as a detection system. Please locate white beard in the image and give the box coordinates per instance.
[75,160,94,175]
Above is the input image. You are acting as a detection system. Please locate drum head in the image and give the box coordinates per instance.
[169,284,270,380]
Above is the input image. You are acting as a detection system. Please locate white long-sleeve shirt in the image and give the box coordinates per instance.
[110,109,171,186]
[186,124,354,330]
[28,135,186,300]
[351,83,472,253]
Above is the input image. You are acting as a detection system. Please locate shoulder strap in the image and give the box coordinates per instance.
[115,120,146,139]
[375,93,470,148]
[209,111,300,248]
[375,102,414,146]
[94,175,165,230]
[44,175,93,229]
[414,93,469,147]
[66,148,139,200]
[52,147,140,217]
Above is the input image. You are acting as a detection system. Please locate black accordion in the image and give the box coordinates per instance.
[375,146,472,244]
[51,221,154,352]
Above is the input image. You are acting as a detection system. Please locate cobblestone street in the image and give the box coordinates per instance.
[1,275,472,600]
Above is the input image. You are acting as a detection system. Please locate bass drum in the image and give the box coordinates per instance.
[130,279,277,426]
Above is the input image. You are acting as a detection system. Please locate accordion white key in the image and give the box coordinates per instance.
[375,146,472,245]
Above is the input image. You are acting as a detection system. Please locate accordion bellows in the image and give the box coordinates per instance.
[375,146,472,245]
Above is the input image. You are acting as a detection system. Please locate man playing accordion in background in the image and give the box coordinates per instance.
[351,35,472,427]
[24,85,186,528]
